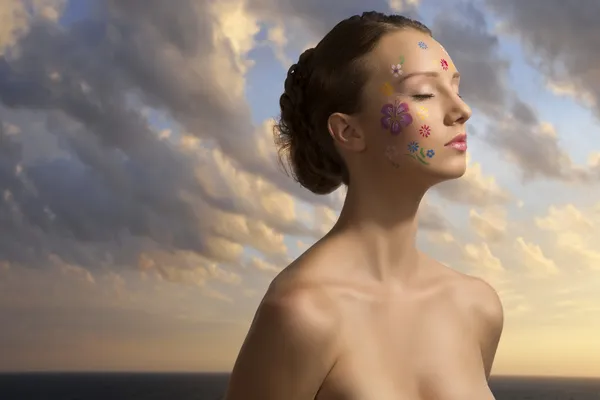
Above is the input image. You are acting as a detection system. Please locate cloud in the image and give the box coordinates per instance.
[0,1,29,55]
[247,256,283,274]
[469,205,507,242]
[462,241,504,273]
[195,141,314,239]
[0,0,67,55]
[0,1,229,267]
[0,0,477,295]
[432,2,510,119]
[535,203,600,272]
[263,23,290,66]
[388,0,421,13]
[0,0,325,282]
[535,204,594,233]
[514,237,560,278]
[486,113,592,183]
[427,231,455,245]
[460,240,508,288]
[245,0,416,49]
[483,0,600,119]
[431,2,599,184]
[435,154,512,206]
[50,253,96,284]
[137,248,243,289]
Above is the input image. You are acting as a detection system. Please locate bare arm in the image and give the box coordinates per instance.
[224,288,339,400]
[472,278,504,380]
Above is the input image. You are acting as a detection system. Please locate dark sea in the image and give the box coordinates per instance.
[0,373,599,400]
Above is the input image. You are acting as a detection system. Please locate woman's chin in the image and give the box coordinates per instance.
[425,157,468,183]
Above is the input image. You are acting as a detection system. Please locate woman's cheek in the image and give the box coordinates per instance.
[382,101,438,168]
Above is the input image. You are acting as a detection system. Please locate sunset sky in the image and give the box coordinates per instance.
[1,0,599,378]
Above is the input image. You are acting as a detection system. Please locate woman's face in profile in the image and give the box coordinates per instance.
[357,29,473,183]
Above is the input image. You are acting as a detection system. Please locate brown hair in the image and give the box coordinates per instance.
[274,11,432,195]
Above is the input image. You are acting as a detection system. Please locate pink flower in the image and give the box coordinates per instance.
[441,59,449,71]
[391,63,403,77]
[381,98,413,135]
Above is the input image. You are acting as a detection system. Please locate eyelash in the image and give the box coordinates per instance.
[412,94,434,101]
[411,93,463,101]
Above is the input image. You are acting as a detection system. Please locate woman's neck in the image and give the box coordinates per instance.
[331,181,428,284]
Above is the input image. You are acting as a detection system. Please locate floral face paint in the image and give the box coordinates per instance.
[419,125,431,138]
[416,106,429,120]
[391,63,403,77]
[380,82,394,97]
[430,58,451,71]
[406,141,435,165]
[418,41,428,49]
[386,141,436,168]
[391,55,406,77]
[380,97,413,135]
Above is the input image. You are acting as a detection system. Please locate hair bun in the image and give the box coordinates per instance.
[275,47,345,195]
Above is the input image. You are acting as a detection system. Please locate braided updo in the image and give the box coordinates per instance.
[274,11,431,195]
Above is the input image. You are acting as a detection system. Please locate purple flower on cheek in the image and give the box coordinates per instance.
[380,98,413,135]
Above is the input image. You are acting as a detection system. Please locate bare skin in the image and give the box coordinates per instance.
[225,27,504,400]
[226,232,503,400]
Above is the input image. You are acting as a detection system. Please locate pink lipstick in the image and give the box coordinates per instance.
[445,133,467,151]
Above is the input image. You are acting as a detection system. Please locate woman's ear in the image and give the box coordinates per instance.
[327,113,366,153]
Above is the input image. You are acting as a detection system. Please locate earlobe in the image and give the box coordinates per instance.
[328,113,365,152]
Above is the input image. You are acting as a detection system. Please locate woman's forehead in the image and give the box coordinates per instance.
[374,31,444,62]
[369,31,453,76]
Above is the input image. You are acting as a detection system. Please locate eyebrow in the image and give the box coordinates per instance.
[397,71,460,83]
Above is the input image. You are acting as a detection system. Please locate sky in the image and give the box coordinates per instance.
[0,0,599,378]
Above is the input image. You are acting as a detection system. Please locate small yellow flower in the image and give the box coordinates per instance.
[380,82,394,97]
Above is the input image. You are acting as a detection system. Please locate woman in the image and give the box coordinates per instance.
[225,11,504,400]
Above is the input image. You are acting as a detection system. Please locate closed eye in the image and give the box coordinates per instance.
[412,94,434,101]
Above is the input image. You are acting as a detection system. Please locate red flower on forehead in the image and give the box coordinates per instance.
[441,59,449,71]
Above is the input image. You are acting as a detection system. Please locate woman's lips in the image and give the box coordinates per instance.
[445,133,467,151]
[447,141,467,151]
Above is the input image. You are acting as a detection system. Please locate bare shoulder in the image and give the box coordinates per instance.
[225,256,341,400]
[460,275,504,326]
[428,259,502,321]
[261,273,342,338]
[452,274,504,378]
[262,248,345,341]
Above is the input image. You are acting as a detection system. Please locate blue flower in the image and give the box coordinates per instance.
[418,41,428,49]
[426,149,435,158]
[407,141,419,153]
